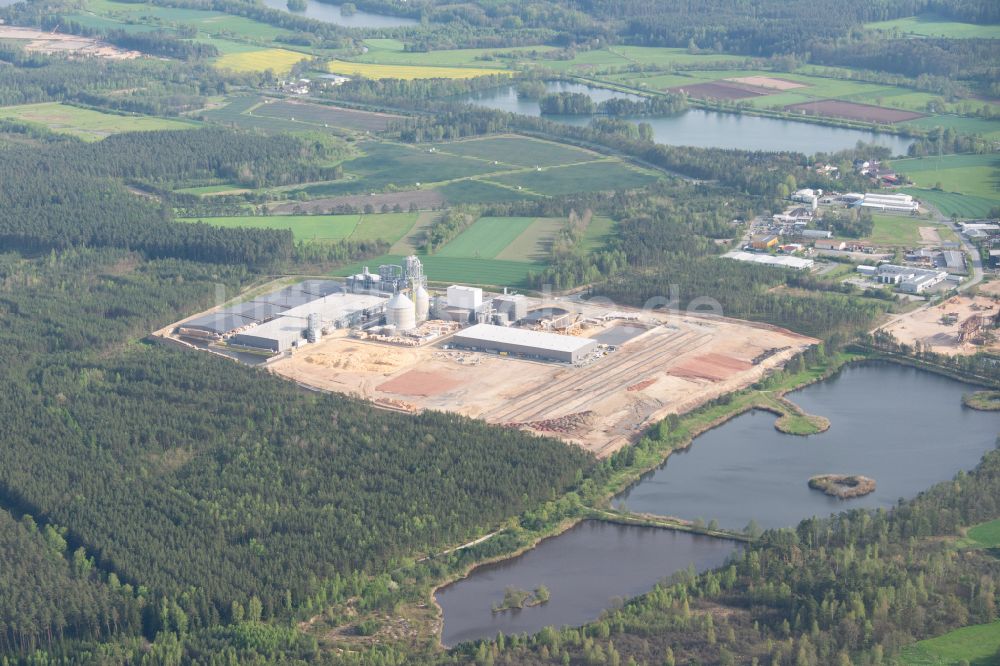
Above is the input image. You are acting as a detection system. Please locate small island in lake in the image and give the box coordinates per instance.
[809,474,876,499]
[492,585,550,613]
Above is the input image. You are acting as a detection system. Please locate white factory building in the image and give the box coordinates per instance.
[723,251,814,271]
[450,323,598,364]
[447,285,483,310]
[857,264,948,294]
[232,292,387,352]
[859,193,919,213]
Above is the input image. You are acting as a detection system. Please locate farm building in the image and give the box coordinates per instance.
[449,323,597,363]
[232,292,387,352]
[723,251,814,270]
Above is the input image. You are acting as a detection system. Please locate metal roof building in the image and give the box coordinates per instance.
[449,323,598,363]
[232,292,387,352]
[723,251,814,271]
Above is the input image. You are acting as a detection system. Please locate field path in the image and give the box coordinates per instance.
[390,211,439,254]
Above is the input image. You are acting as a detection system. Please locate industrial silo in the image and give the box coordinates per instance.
[306,312,322,343]
[386,292,416,331]
[414,285,430,323]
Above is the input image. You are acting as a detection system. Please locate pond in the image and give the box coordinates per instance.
[436,520,739,646]
[259,0,418,28]
[462,82,914,155]
[613,362,999,531]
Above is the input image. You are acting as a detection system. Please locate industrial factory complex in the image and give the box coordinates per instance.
[163,255,816,456]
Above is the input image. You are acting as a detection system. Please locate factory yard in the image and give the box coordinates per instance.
[272,305,814,456]
[879,295,1000,356]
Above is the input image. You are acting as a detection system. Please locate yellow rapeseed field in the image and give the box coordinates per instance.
[325,60,507,80]
[214,48,309,74]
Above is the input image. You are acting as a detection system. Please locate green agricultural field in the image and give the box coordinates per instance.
[352,43,555,68]
[436,179,537,204]
[905,189,998,219]
[495,217,566,262]
[349,212,419,244]
[178,212,419,243]
[202,96,343,136]
[866,213,925,246]
[489,161,658,196]
[173,183,251,196]
[434,135,600,168]
[436,217,536,259]
[865,13,1000,38]
[179,214,359,241]
[898,620,1000,665]
[891,154,999,218]
[582,215,616,252]
[84,0,293,41]
[904,116,1000,140]
[333,254,541,288]
[0,102,196,141]
[291,142,503,198]
[893,154,999,195]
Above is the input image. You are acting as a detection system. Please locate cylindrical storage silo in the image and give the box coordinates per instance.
[414,285,430,323]
[386,292,416,331]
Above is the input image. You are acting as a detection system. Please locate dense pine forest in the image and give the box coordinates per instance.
[0,248,592,658]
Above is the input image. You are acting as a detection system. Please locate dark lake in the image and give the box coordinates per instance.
[462,82,914,154]
[613,362,999,530]
[436,520,739,646]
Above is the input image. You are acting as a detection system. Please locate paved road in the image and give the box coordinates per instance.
[921,201,984,292]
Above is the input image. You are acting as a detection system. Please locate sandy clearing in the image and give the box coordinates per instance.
[879,295,999,356]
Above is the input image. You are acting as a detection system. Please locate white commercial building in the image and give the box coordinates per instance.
[859,264,948,294]
[722,251,814,271]
[447,285,483,310]
[450,323,598,363]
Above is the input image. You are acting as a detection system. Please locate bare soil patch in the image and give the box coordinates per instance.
[0,27,142,59]
[668,81,771,100]
[669,353,753,381]
[918,226,941,243]
[378,370,464,397]
[726,76,805,91]
[784,99,923,123]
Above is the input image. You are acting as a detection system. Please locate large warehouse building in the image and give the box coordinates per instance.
[450,323,598,363]
[232,292,386,352]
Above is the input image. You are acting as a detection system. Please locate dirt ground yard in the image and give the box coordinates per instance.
[272,306,814,456]
[879,295,999,355]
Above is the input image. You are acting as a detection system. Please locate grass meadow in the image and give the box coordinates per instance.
[898,621,1000,665]
[865,13,1000,38]
[325,60,507,80]
[0,102,196,140]
[866,214,925,246]
[178,213,419,244]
